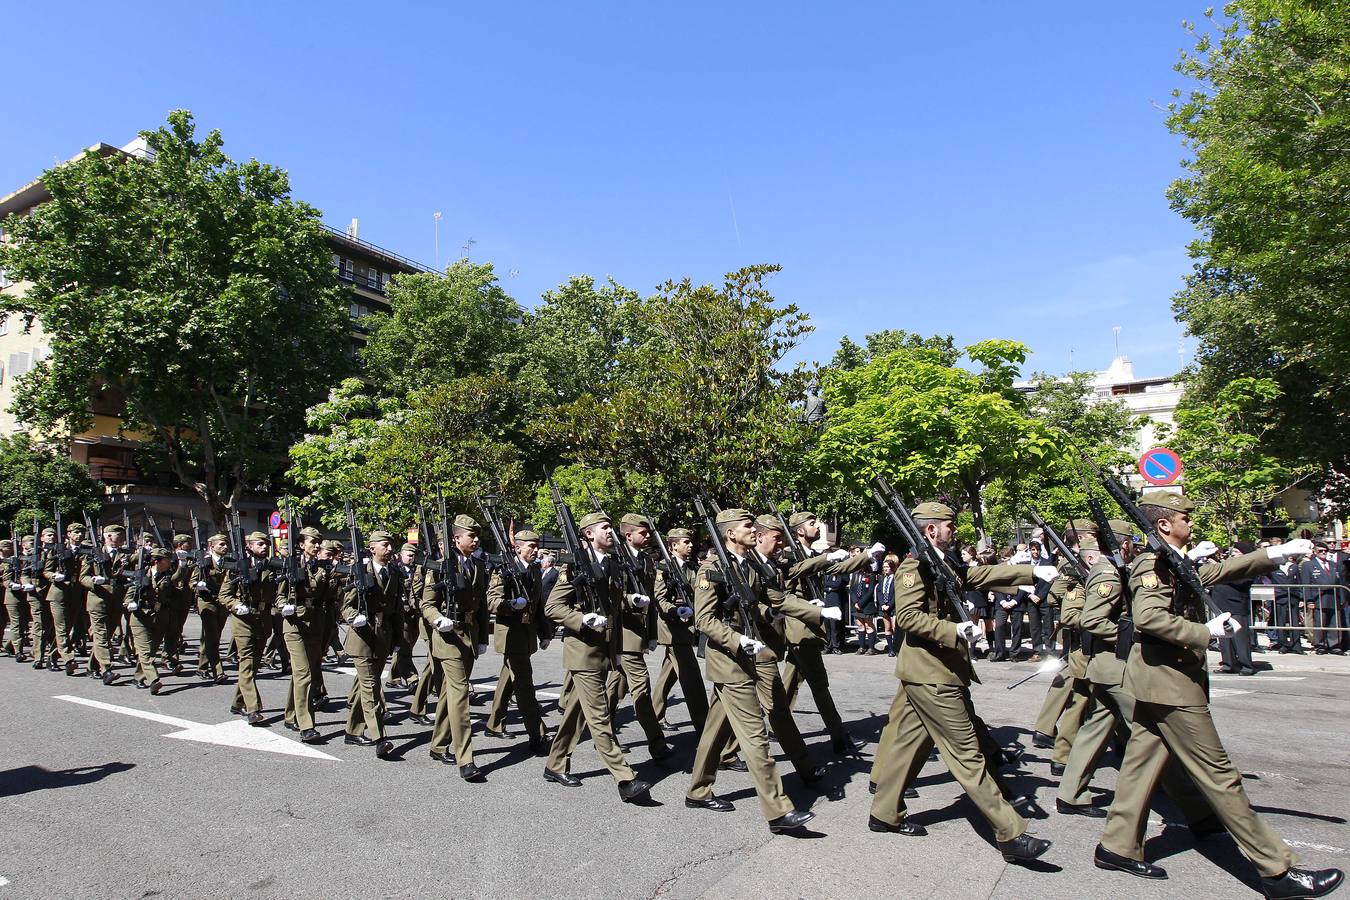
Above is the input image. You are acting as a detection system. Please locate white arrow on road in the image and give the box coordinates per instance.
[55,695,340,761]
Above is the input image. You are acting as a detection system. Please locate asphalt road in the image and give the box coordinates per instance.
[1,627,1347,899]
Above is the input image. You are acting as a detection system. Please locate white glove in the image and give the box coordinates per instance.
[676,605,694,620]
[1206,611,1237,637]
[1188,541,1219,561]
[53,573,66,582]
[737,634,765,655]
[281,604,297,617]
[434,616,455,633]
[964,599,976,611]
[352,614,368,628]
[234,603,251,616]
[8,582,20,590]
[92,576,108,586]
[1268,539,1313,561]
[1000,598,1018,610]
[1033,565,1059,582]
[809,599,825,607]
[820,606,842,621]
[124,600,138,612]
[20,583,35,591]
[868,542,886,558]
[646,639,657,652]
[629,593,651,609]
[827,549,848,562]
[582,612,607,631]
[476,643,487,656]
[195,580,208,590]
[539,638,552,650]
[956,622,981,643]
[510,596,528,611]
[1010,550,1032,565]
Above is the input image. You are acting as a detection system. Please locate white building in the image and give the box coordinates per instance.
[1087,355,1183,455]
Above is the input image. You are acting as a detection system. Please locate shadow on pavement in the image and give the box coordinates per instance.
[0,762,135,797]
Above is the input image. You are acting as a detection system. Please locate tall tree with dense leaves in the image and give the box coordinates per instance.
[0,434,104,527]
[0,111,351,526]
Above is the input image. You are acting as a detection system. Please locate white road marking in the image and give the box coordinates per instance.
[1209,688,1252,698]
[539,692,561,699]
[1287,840,1350,856]
[1211,675,1306,682]
[55,695,340,761]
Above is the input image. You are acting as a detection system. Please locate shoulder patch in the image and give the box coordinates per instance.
[901,571,916,588]
[1096,582,1112,597]
[698,575,709,590]
[1141,572,1159,589]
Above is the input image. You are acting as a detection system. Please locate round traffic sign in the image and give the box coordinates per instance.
[1138,447,1182,486]
[269,511,282,529]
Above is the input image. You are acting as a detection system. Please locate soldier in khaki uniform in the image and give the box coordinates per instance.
[684,509,822,833]
[27,527,57,668]
[421,515,490,780]
[6,534,41,664]
[160,532,196,674]
[219,531,281,726]
[652,527,708,728]
[485,529,551,754]
[80,524,131,684]
[43,522,87,675]
[190,534,232,683]
[279,527,328,744]
[125,547,175,694]
[1031,520,1097,771]
[542,510,651,803]
[868,501,1053,863]
[388,543,422,688]
[1,539,23,660]
[343,530,401,758]
[1094,493,1342,899]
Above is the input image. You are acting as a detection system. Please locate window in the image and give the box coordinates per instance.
[349,302,370,320]
[0,362,5,384]
[34,345,51,362]
[0,316,8,336]
[337,257,354,280]
[8,352,29,378]
[0,267,10,289]
[367,268,380,290]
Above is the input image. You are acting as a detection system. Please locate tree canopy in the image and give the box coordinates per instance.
[0,434,104,528]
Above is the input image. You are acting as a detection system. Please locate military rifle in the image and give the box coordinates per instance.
[478,495,531,608]
[694,497,763,646]
[343,501,374,625]
[433,490,460,626]
[761,489,824,602]
[645,511,694,609]
[548,474,621,668]
[53,505,72,562]
[145,512,168,550]
[83,512,111,580]
[868,475,972,626]
[582,483,646,599]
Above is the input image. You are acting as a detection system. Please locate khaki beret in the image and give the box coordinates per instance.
[452,515,480,534]
[578,511,611,531]
[149,547,172,560]
[715,508,753,528]
[911,501,955,522]
[299,526,323,540]
[1077,534,1100,551]
[399,542,417,553]
[619,514,652,532]
[514,530,540,543]
[1139,491,1195,514]
[666,527,693,540]
[0,540,11,550]
[207,533,229,544]
[173,533,192,543]
[103,524,125,535]
[321,539,344,552]
[753,514,784,533]
[246,531,270,543]
[788,511,816,529]
[67,522,86,533]
[1108,518,1137,539]
[368,530,395,544]
[41,527,57,538]
[1064,519,1096,536]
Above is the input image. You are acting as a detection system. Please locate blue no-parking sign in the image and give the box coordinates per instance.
[1138,447,1182,486]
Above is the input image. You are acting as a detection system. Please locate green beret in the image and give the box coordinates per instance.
[149,547,172,560]
[1064,519,1096,536]
[1140,491,1195,514]
[299,526,323,540]
[911,501,955,522]
[514,530,540,543]
[368,530,394,544]
[67,522,86,533]
[753,514,784,533]
[173,533,192,544]
[619,513,652,532]
[1108,518,1137,539]
[321,539,343,552]
[0,540,11,550]
[207,533,229,544]
[103,524,125,535]
[452,515,480,534]
[246,531,270,543]
[399,542,418,553]
[577,511,610,531]
[41,527,57,538]
[788,511,816,529]
[666,527,693,540]
[715,508,753,528]
[1077,534,1100,551]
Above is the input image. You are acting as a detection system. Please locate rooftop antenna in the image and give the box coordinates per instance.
[1111,325,1122,359]
[462,237,476,259]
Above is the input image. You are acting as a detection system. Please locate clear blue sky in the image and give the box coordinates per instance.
[3,1,1205,378]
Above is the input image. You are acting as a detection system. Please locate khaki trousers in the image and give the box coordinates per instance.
[346,653,388,740]
[546,669,635,783]
[429,653,475,762]
[604,650,665,747]
[283,629,323,730]
[1101,700,1297,877]
[687,679,794,821]
[197,601,226,678]
[48,591,78,666]
[3,591,28,655]
[487,653,546,740]
[869,681,1026,841]
[231,617,267,714]
[652,643,708,727]
[85,595,113,673]
[129,614,160,684]
[781,640,848,742]
[409,620,439,716]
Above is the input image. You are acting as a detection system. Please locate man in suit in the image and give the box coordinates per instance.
[539,553,559,599]
[1093,493,1342,898]
[1300,543,1345,655]
[485,529,551,755]
[1210,542,1258,675]
[822,554,849,654]
[1267,543,1305,653]
[343,529,403,759]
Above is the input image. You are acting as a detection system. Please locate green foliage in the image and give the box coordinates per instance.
[527,464,655,535]
[0,110,351,524]
[828,329,958,373]
[1167,1,1350,492]
[0,434,104,527]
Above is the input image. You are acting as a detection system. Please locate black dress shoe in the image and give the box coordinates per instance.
[617,779,652,803]
[832,735,863,755]
[409,714,433,726]
[460,763,486,782]
[134,679,148,690]
[685,796,734,812]
[718,758,748,772]
[543,768,582,787]
[102,669,117,686]
[428,750,455,764]
[649,741,674,761]
[1000,746,1024,767]
[905,786,919,799]
[1056,798,1106,818]
[1031,731,1054,749]
[345,733,375,746]
[65,660,78,676]
[799,765,827,784]
[32,659,47,670]
[1050,762,1065,777]
[230,704,244,716]
[999,833,1051,862]
[284,721,299,731]
[1261,867,1344,899]
[768,810,815,834]
[376,740,395,759]
[215,674,231,685]
[1239,667,1257,676]
[483,728,509,739]
[198,670,214,681]
[149,679,163,695]
[299,728,322,744]
[247,712,266,727]
[1094,843,1165,879]
[868,815,927,836]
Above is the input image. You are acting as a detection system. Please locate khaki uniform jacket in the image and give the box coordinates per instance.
[780,549,874,644]
[43,544,84,608]
[219,557,282,635]
[544,553,622,673]
[894,554,1032,686]
[343,560,403,658]
[613,544,657,652]
[694,554,818,685]
[1054,560,1089,679]
[190,554,231,614]
[79,546,133,604]
[1122,547,1275,706]
[748,551,828,659]
[489,558,543,656]
[131,567,177,623]
[420,552,489,661]
[654,557,699,646]
[1081,557,1129,685]
[276,557,329,638]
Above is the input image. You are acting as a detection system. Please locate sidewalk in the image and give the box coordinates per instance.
[1232,645,1350,675]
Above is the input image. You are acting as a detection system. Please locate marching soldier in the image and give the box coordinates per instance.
[1093,493,1343,898]
[485,528,552,755]
[3,538,30,661]
[279,526,328,744]
[314,539,347,707]
[868,501,1054,862]
[219,531,280,726]
[43,521,87,676]
[191,533,232,683]
[542,509,652,803]
[684,508,821,833]
[125,547,176,694]
[652,527,708,728]
[27,528,56,668]
[160,532,196,674]
[388,542,422,688]
[80,523,130,684]
[421,516,490,780]
[343,530,402,759]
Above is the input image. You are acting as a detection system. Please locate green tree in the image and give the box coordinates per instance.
[285,378,395,529]
[0,434,104,527]
[828,329,958,373]
[526,463,650,536]
[0,111,351,526]
[1167,1,1350,495]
